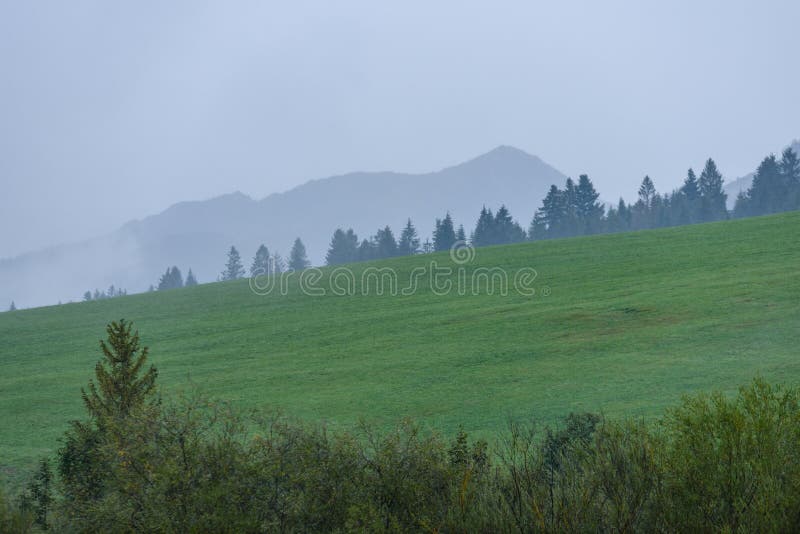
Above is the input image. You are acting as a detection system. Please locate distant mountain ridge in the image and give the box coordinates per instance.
[1,146,568,308]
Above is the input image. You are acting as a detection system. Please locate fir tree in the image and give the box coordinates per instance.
[158,266,183,290]
[493,205,526,244]
[289,238,310,271]
[250,244,271,276]
[575,175,604,233]
[455,224,467,244]
[358,238,376,261]
[397,219,421,256]
[375,226,398,259]
[638,176,656,209]
[221,246,245,281]
[433,213,457,251]
[271,253,285,274]
[9,301,16,312]
[472,206,495,247]
[185,269,198,287]
[83,291,93,302]
[326,229,359,265]
[82,319,158,420]
[699,158,727,221]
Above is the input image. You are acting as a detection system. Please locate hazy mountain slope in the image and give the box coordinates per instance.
[0,146,567,307]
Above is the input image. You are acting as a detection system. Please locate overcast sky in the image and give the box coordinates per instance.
[1,0,798,258]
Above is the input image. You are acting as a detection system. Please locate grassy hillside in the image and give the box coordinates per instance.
[2,212,800,480]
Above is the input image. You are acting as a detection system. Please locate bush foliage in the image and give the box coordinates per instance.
[6,322,800,532]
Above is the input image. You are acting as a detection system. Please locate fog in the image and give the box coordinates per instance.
[2,0,799,260]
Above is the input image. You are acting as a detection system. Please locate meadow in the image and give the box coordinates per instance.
[2,211,799,482]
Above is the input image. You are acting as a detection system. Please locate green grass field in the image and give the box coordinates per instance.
[2,212,799,482]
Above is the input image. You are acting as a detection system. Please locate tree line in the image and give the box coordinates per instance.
[29,145,794,310]
[4,321,800,532]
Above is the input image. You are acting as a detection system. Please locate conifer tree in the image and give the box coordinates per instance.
[82,319,158,420]
[433,213,456,251]
[575,175,604,233]
[184,269,198,287]
[397,219,421,256]
[288,238,310,271]
[221,246,245,281]
[83,291,93,302]
[455,224,467,244]
[272,253,285,274]
[250,244,271,276]
[358,238,376,261]
[698,158,727,221]
[158,266,183,290]
[638,176,656,209]
[472,206,495,247]
[326,228,359,265]
[493,205,526,244]
[375,226,399,259]
[9,301,16,312]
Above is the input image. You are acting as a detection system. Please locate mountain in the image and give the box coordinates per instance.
[724,140,800,208]
[0,146,568,308]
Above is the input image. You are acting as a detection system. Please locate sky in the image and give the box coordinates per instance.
[1,0,799,259]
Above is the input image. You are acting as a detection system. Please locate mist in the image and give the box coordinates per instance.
[2,1,799,261]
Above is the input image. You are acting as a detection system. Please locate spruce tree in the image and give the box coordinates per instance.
[185,269,198,287]
[82,319,158,420]
[358,238,376,261]
[375,226,398,259]
[289,238,310,271]
[397,219,421,255]
[472,206,495,247]
[699,158,727,221]
[575,175,604,233]
[455,224,467,243]
[9,301,16,312]
[83,291,93,302]
[326,228,359,265]
[271,253,285,274]
[638,176,656,208]
[221,246,245,281]
[780,147,800,211]
[433,213,456,251]
[250,244,271,276]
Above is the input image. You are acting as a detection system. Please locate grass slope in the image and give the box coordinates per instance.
[2,212,799,479]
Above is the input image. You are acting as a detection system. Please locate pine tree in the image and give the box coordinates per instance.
[271,253,285,274]
[433,213,457,251]
[575,175,604,233]
[375,226,399,259]
[780,147,800,211]
[326,228,359,265]
[289,238,310,271]
[638,176,656,209]
[358,238,376,261]
[82,319,158,420]
[397,219,421,256]
[472,206,495,247]
[9,301,16,312]
[681,168,700,200]
[494,205,525,244]
[185,269,198,287]
[250,244,271,276]
[455,224,467,243]
[528,211,548,241]
[158,266,183,290]
[221,246,245,281]
[699,158,727,221]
